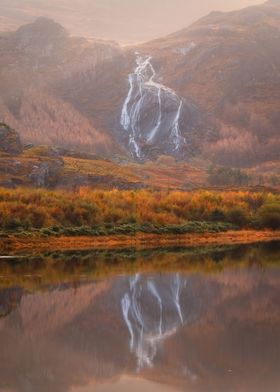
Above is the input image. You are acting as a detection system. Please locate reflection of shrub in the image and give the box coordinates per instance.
[257,203,280,230]
[227,207,249,227]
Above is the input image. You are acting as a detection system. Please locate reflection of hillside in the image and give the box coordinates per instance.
[1,242,280,290]
[20,281,110,336]
[141,270,280,392]
[0,288,22,320]
[0,263,279,391]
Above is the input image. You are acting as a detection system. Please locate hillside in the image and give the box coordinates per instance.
[0,1,279,170]
[0,125,279,190]
[139,0,280,166]
[0,18,121,156]
[0,124,207,190]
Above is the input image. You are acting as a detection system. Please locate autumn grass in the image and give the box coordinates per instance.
[63,156,141,183]
[0,188,279,227]
[0,188,279,254]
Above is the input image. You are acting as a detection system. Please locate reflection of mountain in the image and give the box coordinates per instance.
[0,268,279,392]
[0,287,23,318]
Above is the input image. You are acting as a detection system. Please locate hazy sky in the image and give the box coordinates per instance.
[0,0,264,43]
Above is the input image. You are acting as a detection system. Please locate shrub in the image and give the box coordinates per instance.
[226,207,249,227]
[0,188,278,235]
[208,166,251,186]
[256,203,280,230]
[210,209,226,222]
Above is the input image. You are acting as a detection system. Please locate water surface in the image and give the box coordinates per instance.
[0,242,279,392]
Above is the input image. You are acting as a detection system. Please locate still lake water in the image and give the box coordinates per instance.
[0,242,279,392]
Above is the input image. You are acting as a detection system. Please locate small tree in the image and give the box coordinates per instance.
[257,203,280,230]
[227,207,249,227]
[210,209,226,222]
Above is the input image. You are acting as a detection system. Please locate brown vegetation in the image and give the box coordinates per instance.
[141,1,280,166]
[0,188,279,237]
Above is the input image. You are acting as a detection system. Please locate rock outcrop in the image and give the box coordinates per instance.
[0,123,23,154]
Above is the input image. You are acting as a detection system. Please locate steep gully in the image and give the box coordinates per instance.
[121,53,186,158]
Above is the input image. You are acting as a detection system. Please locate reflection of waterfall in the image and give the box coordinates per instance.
[172,273,184,324]
[120,53,185,158]
[121,274,185,370]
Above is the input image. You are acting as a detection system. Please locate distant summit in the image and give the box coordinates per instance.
[14,17,68,55]
[16,17,68,39]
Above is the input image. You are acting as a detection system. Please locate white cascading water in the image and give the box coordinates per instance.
[120,53,186,158]
[121,274,185,370]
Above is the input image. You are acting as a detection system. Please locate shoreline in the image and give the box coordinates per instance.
[1,230,280,254]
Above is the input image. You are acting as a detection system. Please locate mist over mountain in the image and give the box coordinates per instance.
[0,0,263,44]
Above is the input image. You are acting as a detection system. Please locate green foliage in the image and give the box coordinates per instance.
[226,207,249,227]
[25,222,236,237]
[208,166,251,186]
[256,203,280,230]
[210,209,226,222]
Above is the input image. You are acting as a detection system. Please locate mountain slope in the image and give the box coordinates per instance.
[55,0,280,165]
[138,0,280,165]
[0,2,279,167]
[0,18,121,156]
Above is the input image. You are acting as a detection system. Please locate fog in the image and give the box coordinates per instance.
[0,0,264,43]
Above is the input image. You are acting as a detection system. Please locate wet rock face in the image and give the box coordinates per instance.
[120,54,203,160]
[0,123,23,154]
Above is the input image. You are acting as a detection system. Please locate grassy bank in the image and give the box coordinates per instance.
[2,221,235,238]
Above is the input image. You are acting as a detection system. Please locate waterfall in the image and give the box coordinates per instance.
[120,53,186,158]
